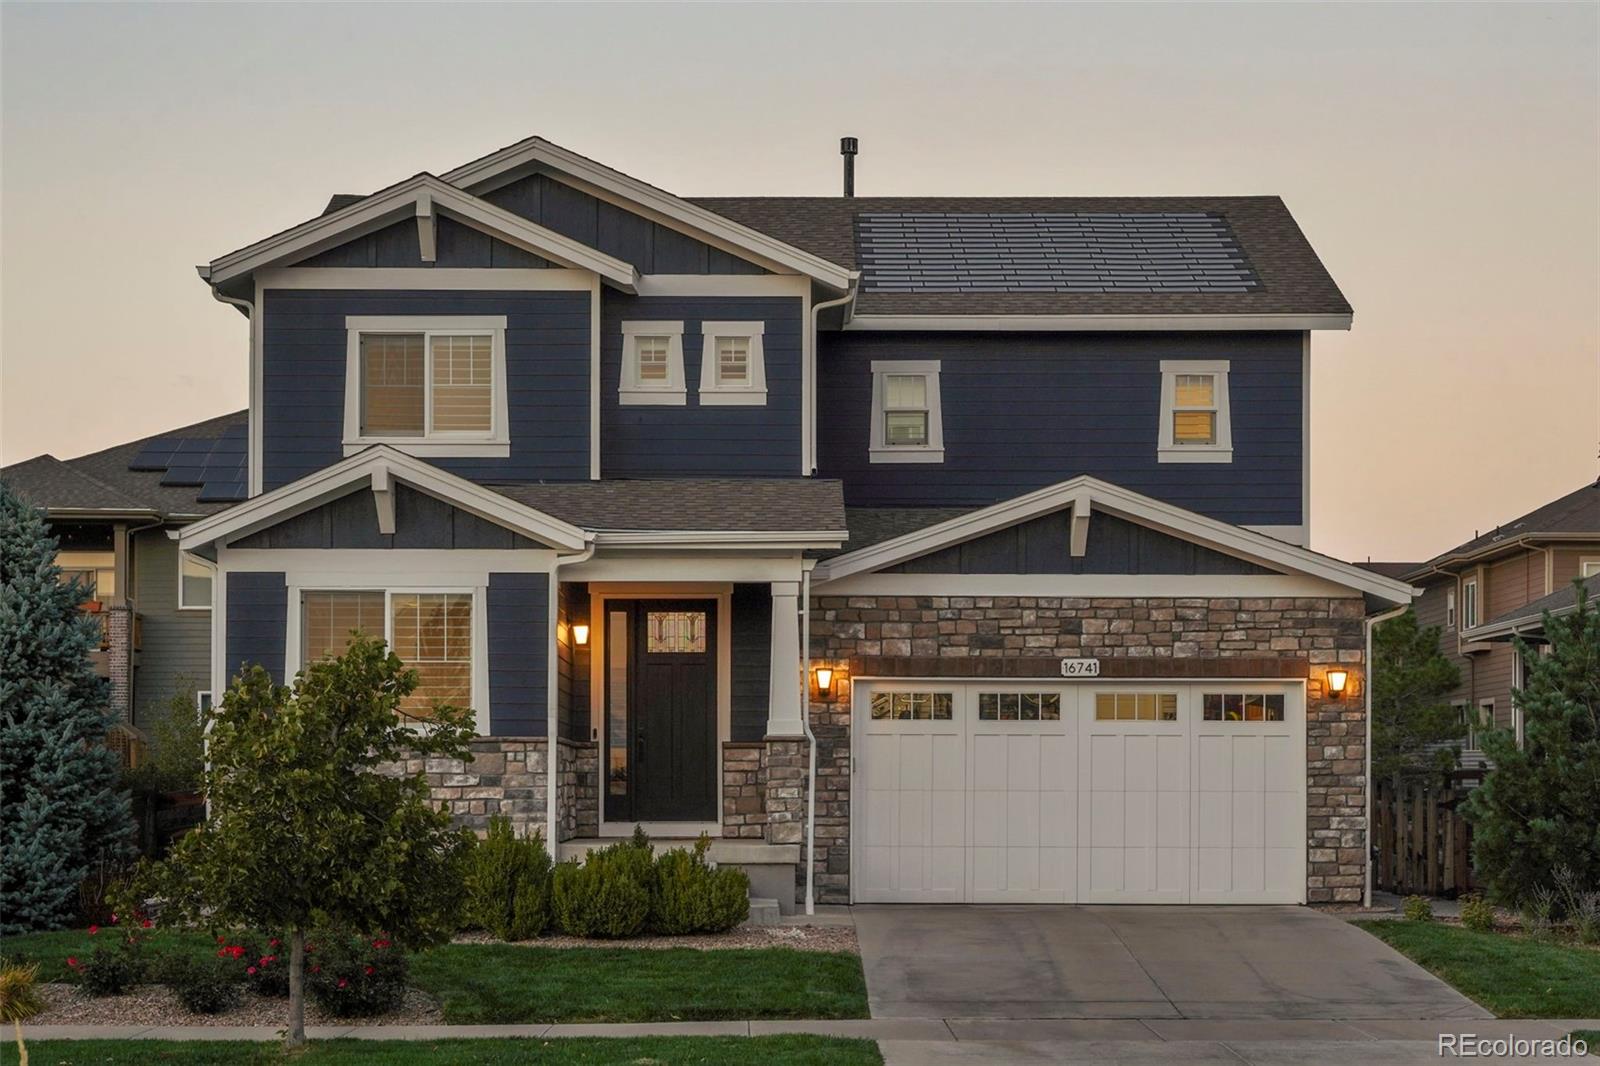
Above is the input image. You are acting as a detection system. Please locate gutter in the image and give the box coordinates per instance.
[808,288,856,475]
[547,542,596,844]
[1364,602,1408,909]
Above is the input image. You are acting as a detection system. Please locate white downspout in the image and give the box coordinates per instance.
[808,288,855,474]
[801,560,818,915]
[547,544,596,844]
[1364,601,1408,908]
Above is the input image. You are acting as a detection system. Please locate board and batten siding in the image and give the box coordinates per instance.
[816,331,1304,527]
[260,289,590,490]
[225,572,287,686]
[600,294,803,477]
[295,217,550,269]
[487,572,550,736]
[131,531,213,737]
[231,486,542,551]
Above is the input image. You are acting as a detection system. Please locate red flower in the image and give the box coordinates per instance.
[140,918,153,929]
[66,957,79,968]
[110,913,118,924]
[87,925,98,935]
[364,966,374,976]
[247,966,257,975]
[337,978,348,989]
[372,938,391,950]
[259,956,272,967]
[269,938,280,948]
[311,965,321,974]
[216,935,226,944]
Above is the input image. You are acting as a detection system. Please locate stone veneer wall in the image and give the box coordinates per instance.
[558,738,599,840]
[722,742,767,838]
[396,737,549,837]
[806,594,1369,904]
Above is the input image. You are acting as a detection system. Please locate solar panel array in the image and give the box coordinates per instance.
[856,212,1260,294]
[128,423,248,502]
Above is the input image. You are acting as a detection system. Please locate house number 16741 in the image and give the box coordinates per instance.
[1059,658,1101,677]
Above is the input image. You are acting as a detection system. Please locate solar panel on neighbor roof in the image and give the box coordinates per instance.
[131,425,249,502]
[856,212,1261,295]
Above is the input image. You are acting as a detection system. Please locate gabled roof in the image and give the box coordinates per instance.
[440,137,855,290]
[1357,561,1422,580]
[692,195,1350,323]
[1404,480,1600,579]
[204,174,640,290]
[1471,573,1600,641]
[488,479,845,539]
[813,475,1416,605]
[179,446,590,553]
[2,410,248,521]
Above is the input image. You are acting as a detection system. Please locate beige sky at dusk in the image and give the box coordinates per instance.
[1,2,1595,563]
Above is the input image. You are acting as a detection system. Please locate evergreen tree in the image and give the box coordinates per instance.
[1371,608,1465,781]
[0,482,133,933]
[1464,581,1600,907]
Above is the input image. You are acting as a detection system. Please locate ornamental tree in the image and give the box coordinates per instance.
[0,481,133,933]
[150,635,474,1048]
[1464,581,1600,908]
[1371,607,1464,782]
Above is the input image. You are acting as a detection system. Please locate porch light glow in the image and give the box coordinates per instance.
[1326,668,1348,699]
[573,624,590,646]
[814,665,834,697]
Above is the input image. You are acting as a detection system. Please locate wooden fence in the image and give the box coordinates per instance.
[1372,771,1484,898]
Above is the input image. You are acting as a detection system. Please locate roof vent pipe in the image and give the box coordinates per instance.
[840,137,858,197]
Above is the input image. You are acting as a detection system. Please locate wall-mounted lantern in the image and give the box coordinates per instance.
[1326,668,1348,700]
[814,665,834,700]
[573,623,590,646]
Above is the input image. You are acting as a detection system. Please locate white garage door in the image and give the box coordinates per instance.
[853,681,1305,905]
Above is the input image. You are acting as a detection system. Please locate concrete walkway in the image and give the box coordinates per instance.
[24,1018,1600,1063]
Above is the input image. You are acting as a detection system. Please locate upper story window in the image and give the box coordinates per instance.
[178,552,214,610]
[1581,558,1600,578]
[870,360,944,464]
[1445,589,1457,630]
[343,316,508,457]
[620,321,686,405]
[1461,576,1479,629]
[1158,360,1232,463]
[698,322,767,405]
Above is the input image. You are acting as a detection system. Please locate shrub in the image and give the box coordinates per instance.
[233,934,292,997]
[651,836,750,935]
[305,932,407,1017]
[1522,885,1558,940]
[158,953,241,1015]
[1402,895,1434,922]
[1554,866,1600,945]
[0,955,45,1066]
[551,843,651,940]
[1459,894,1496,933]
[69,943,141,995]
[464,817,553,941]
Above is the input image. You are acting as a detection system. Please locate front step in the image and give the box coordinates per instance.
[745,897,781,926]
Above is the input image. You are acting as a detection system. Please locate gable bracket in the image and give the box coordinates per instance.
[1069,492,1092,558]
[415,192,436,264]
[371,462,396,535]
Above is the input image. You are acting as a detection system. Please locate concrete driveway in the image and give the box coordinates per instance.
[853,905,1491,1020]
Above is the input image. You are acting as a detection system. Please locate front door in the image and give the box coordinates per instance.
[605,599,718,823]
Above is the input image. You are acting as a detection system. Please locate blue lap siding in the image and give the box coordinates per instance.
[225,571,287,685]
[487,572,550,735]
[815,331,1304,527]
[260,289,590,490]
[599,294,804,477]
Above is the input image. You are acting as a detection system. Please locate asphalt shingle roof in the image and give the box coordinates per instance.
[1406,480,1600,577]
[690,195,1349,318]
[3,411,249,520]
[488,479,846,534]
[1477,573,1600,634]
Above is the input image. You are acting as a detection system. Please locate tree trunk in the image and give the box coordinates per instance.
[285,928,306,1049]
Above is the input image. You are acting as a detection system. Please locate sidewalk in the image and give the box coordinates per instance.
[25,1016,1600,1057]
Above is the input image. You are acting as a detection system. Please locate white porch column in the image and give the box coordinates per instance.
[766,580,805,736]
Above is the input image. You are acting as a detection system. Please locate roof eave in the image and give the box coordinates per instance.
[842,313,1351,332]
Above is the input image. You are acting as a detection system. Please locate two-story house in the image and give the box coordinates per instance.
[31,136,1418,910]
[1396,480,1600,759]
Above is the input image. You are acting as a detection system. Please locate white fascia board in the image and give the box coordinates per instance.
[592,530,847,549]
[258,268,596,291]
[179,446,590,553]
[813,474,1416,604]
[843,313,1353,332]
[439,137,855,291]
[815,573,1357,598]
[207,175,638,291]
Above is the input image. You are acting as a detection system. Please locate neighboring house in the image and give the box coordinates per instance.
[2,412,245,752]
[1399,480,1600,762]
[42,136,1420,908]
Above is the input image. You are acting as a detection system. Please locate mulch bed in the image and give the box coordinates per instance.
[32,984,441,1028]
[451,923,858,954]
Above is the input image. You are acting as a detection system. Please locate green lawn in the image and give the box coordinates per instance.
[2,930,869,1024]
[23,1037,882,1065]
[1356,920,1600,1018]
[412,944,868,1023]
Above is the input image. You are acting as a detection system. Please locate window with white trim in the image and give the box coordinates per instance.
[1580,558,1600,578]
[1445,589,1456,630]
[620,321,686,405]
[697,321,767,405]
[1462,699,1494,750]
[343,316,508,456]
[301,589,473,721]
[197,691,213,715]
[1158,360,1232,463]
[178,552,214,610]
[1462,577,1479,629]
[870,360,944,463]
